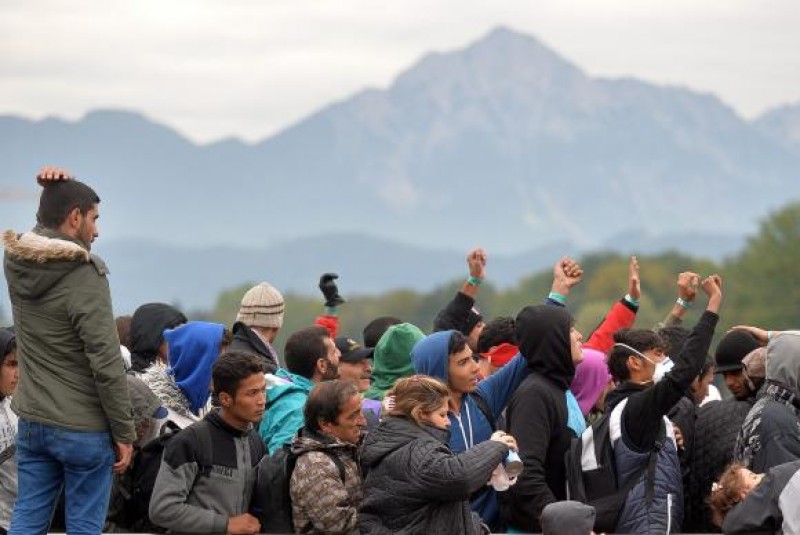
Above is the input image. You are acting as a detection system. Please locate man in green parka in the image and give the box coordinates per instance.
[3,166,135,535]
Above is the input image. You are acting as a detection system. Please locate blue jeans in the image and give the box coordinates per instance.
[9,420,114,535]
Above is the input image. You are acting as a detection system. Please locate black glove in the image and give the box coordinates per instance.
[319,273,345,308]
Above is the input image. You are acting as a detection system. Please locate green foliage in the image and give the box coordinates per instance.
[205,202,800,348]
[724,201,800,329]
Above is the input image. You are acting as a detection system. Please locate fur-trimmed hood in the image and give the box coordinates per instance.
[3,229,96,300]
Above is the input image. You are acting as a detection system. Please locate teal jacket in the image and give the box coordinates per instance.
[259,369,314,454]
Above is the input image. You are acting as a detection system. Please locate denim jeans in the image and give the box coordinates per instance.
[9,419,114,535]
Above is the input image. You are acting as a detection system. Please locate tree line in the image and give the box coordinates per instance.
[209,202,800,350]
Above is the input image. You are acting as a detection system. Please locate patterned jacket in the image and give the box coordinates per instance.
[0,396,18,530]
[289,428,362,534]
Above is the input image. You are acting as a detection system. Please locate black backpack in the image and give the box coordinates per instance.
[124,421,214,533]
[252,443,346,534]
[564,406,660,533]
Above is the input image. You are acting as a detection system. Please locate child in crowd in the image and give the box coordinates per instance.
[709,460,800,533]
[0,329,19,535]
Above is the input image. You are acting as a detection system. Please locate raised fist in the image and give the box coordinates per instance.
[319,273,345,308]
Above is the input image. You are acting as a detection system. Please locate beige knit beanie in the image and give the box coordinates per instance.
[236,282,285,329]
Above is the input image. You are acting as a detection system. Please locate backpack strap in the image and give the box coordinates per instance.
[189,419,215,477]
[317,450,347,482]
[471,393,496,432]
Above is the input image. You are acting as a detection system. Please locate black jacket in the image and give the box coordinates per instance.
[433,291,475,334]
[606,311,718,452]
[229,321,278,374]
[359,417,507,535]
[683,398,754,532]
[503,304,576,532]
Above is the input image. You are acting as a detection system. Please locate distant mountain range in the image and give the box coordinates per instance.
[1,26,798,314]
[0,229,746,316]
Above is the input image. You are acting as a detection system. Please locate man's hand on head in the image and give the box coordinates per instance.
[37,166,73,186]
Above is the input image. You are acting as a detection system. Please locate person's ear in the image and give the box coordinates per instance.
[218,391,233,408]
[316,357,327,376]
[319,418,334,435]
[66,207,82,229]
[627,355,641,373]
[410,406,424,424]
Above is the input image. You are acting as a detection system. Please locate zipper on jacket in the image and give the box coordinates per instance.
[666,493,672,533]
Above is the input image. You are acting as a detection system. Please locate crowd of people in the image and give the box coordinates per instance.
[1,167,799,534]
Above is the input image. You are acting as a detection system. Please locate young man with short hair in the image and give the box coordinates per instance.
[149,352,266,535]
[4,167,135,534]
[603,274,723,534]
[290,380,366,534]
[259,326,341,454]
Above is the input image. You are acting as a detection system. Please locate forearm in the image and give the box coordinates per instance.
[670,310,719,388]
[663,304,686,327]
[432,291,474,333]
[149,464,228,533]
[584,298,637,352]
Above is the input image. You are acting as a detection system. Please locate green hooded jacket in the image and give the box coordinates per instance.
[364,323,425,400]
[3,228,135,443]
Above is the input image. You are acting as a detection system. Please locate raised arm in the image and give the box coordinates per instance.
[584,255,640,352]
[661,271,699,327]
[315,272,344,338]
[433,248,486,332]
[623,274,722,450]
[546,256,583,307]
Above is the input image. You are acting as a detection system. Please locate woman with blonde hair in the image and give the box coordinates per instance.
[359,375,517,534]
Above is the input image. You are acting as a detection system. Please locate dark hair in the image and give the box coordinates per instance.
[285,326,330,379]
[656,325,690,358]
[363,316,402,348]
[477,316,516,354]
[0,341,15,367]
[221,328,233,347]
[447,330,468,356]
[0,328,16,365]
[607,329,667,382]
[36,180,100,229]
[304,380,360,433]
[212,351,266,396]
[115,315,132,349]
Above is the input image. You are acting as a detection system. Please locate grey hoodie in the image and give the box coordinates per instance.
[735,332,800,472]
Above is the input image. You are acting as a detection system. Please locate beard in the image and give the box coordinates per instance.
[321,359,339,381]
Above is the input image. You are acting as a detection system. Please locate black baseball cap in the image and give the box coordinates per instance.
[335,336,374,363]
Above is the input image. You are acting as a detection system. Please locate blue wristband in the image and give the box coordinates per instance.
[467,276,483,286]
[676,297,691,309]
[548,291,567,305]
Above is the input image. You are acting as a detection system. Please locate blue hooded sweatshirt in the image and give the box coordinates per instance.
[258,368,315,454]
[411,329,530,528]
[164,321,225,415]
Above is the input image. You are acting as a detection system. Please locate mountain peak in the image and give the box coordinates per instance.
[390,26,585,101]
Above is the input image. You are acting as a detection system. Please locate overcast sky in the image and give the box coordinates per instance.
[2,0,799,143]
